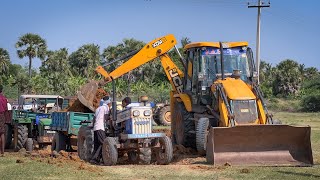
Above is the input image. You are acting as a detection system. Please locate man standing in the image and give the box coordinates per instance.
[0,85,8,157]
[90,96,110,164]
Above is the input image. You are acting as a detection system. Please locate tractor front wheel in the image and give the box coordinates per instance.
[14,124,28,151]
[102,137,118,166]
[156,136,173,165]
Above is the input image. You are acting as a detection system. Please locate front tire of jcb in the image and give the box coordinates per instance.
[15,124,28,151]
[159,106,171,126]
[102,137,118,166]
[77,126,94,161]
[156,136,173,165]
[172,102,196,149]
[196,118,210,156]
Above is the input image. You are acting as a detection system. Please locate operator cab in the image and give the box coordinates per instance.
[184,42,256,105]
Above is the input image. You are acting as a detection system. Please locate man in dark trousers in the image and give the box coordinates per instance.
[0,85,8,157]
[90,96,110,164]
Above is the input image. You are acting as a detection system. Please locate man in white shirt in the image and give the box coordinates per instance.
[90,96,110,164]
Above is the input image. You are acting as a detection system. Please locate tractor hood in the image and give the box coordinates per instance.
[216,78,256,100]
[39,118,52,126]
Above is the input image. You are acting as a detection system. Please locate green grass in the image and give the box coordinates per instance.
[0,112,320,180]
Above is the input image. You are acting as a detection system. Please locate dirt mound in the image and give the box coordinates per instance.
[66,88,108,113]
[152,128,171,137]
[173,145,196,154]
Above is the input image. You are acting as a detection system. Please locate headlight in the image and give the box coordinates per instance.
[144,110,151,116]
[133,110,140,117]
[44,126,51,130]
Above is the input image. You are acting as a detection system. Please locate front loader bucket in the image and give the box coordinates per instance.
[77,80,99,112]
[206,125,313,166]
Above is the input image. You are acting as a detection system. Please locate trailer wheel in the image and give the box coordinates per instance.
[14,124,28,151]
[159,106,171,126]
[139,148,151,165]
[77,126,94,161]
[4,124,12,149]
[196,118,210,156]
[102,137,118,166]
[156,136,173,165]
[54,132,67,152]
[26,138,33,152]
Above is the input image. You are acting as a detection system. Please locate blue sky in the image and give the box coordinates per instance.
[0,0,319,69]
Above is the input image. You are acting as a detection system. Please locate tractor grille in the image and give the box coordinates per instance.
[132,117,152,134]
[232,100,258,124]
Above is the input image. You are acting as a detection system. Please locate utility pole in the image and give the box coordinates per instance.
[248,0,270,84]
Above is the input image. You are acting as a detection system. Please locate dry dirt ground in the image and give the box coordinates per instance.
[1,112,320,180]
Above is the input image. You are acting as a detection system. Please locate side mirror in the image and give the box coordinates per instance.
[246,47,256,79]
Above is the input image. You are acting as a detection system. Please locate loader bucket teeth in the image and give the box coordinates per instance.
[77,80,99,112]
[206,125,313,166]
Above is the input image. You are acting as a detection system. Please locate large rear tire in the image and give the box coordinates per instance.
[4,124,12,149]
[102,137,118,166]
[156,136,173,165]
[196,118,210,156]
[14,124,28,151]
[159,106,171,126]
[171,102,196,148]
[77,126,94,161]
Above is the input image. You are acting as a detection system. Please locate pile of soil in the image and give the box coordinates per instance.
[22,147,102,172]
[152,128,171,137]
[65,88,108,113]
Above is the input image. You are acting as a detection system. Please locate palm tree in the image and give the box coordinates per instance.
[181,37,191,47]
[15,33,47,77]
[68,44,100,78]
[0,48,10,74]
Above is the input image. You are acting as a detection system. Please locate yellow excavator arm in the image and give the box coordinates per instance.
[78,34,186,111]
[96,34,184,94]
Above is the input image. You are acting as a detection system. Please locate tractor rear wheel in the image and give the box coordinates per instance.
[4,124,12,149]
[102,137,118,166]
[159,106,171,126]
[156,136,173,165]
[14,124,28,151]
[172,102,196,149]
[196,118,210,156]
[77,126,94,161]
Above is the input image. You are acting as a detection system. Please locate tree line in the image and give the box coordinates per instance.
[0,33,319,111]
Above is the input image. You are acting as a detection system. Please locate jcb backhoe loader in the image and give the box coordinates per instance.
[78,34,313,166]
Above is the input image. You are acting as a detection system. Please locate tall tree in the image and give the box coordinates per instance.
[68,44,100,78]
[0,48,10,74]
[272,59,302,97]
[15,33,47,77]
